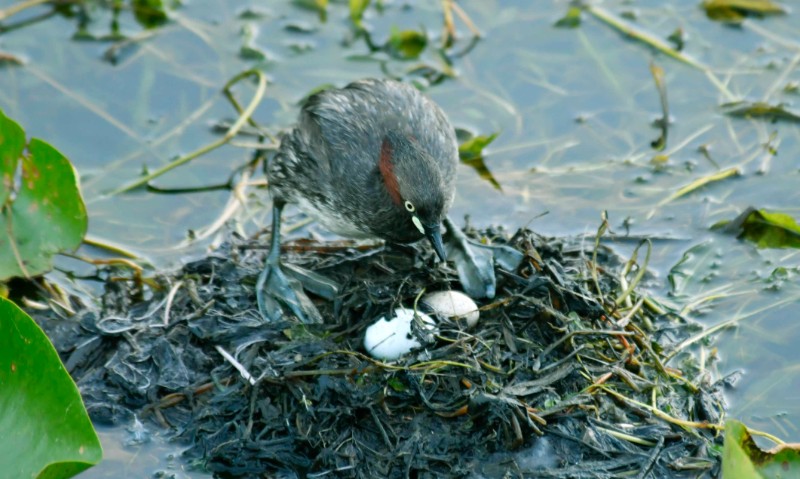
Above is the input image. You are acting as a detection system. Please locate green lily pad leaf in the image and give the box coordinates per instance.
[350,0,370,27]
[0,297,102,478]
[0,109,88,281]
[721,101,800,123]
[554,6,582,28]
[703,0,786,23]
[713,207,800,249]
[0,109,25,204]
[722,420,800,478]
[388,27,427,60]
[458,131,501,191]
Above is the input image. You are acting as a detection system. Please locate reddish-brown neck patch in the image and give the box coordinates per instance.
[379,137,402,205]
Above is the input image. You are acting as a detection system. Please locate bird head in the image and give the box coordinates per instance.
[378,131,452,261]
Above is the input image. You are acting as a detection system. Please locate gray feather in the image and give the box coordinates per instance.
[268,78,458,243]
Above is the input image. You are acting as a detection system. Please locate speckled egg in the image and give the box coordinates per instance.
[421,290,479,328]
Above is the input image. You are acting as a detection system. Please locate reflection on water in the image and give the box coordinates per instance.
[80,425,210,478]
[2,0,799,475]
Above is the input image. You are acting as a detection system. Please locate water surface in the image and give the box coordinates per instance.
[1,0,798,475]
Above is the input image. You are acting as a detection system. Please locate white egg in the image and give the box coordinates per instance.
[363,308,436,361]
[421,291,480,328]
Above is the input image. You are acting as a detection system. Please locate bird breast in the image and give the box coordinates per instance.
[293,196,375,239]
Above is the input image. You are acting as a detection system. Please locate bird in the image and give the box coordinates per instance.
[257,78,459,322]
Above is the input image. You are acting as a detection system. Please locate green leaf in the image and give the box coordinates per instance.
[293,0,328,22]
[459,133,498,161]
[722,420,800,478]
[703,0,786,23]
[458,132,502,191]
[722,421,762,478]
[387,377,407,392]
[721,101,800,123]
[0,109,88,281]
[349,0,370,26]
[554,6,582,28]
[713,207,800,249]
[667,28,687,51]
[239,45,268,61]
[0,297,102,478]
[388,27,427,60]
[0,108,25,206]
[131,0,169,28]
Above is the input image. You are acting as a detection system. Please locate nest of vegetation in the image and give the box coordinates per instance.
[37,224,727,478]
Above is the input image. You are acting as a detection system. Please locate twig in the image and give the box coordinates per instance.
[0,0,50,21]
[163,280,183,326]
[601,386,722,430]
[109,69,268,195]
[450,0,481,37]
[615,240,651,305]
[590,211,610,301]
[217,345,256,385]
[82,235,140,259]
[584,4,735,101]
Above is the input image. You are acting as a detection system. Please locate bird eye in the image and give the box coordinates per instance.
[404,200,415,212]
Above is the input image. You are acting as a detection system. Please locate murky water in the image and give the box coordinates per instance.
[2,0,799,476]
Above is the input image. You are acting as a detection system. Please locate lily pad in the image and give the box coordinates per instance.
[0,109,88,281]
[722,420,800,478]
[0,297,102,478]
[713,207,800,249]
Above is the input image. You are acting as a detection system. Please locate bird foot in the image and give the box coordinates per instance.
[442,216,523,300]
[256,256,322,323]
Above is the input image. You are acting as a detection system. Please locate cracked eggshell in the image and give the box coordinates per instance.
[421,291,479,328]
[363,308,436,361]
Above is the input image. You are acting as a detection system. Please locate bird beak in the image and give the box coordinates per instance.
[425,224,447,262]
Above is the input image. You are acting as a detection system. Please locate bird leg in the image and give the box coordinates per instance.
[256,201,319,322]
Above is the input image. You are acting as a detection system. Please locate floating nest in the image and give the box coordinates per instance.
[36,224,726,478]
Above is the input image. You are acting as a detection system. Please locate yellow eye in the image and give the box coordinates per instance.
[404,200,415,212]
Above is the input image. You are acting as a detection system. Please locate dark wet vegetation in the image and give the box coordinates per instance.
[36,224,727,477]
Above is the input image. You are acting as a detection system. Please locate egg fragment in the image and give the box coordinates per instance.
[420,290,479,328]
[363,308,436,361]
